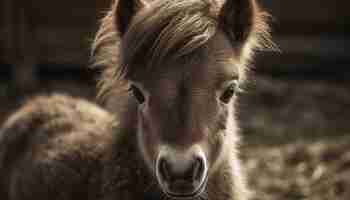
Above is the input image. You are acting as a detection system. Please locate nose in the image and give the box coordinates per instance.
[158,156,205,183]
[156,150,207,197]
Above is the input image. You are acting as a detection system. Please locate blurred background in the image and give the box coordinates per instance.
[0,0,349,199]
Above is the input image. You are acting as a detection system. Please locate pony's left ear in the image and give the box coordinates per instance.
[218,0,259,46]
[115,0,149,36]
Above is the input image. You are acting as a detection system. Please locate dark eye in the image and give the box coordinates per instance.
[220,81,238,104]
[129,85,145,104]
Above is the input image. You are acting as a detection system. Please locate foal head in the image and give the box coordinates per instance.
[94,0,271,198]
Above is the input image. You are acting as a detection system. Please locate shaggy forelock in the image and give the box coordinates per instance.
[120,0,218,78]
[91,0,274,101]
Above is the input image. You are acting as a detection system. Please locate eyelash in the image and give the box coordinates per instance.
[129,85,145,104]
[219,81,238,104]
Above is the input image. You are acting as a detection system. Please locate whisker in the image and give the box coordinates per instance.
[201,196,209,200]
[199,190,209,200]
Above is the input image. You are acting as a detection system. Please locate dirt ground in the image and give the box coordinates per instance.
[239,75,350,200]
[0,74,349,200]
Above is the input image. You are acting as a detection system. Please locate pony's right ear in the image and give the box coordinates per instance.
[115,0,148,36]
[218,0,257,46]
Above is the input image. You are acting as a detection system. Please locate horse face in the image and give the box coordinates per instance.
[128,32,241,198]
[110,0,265,198]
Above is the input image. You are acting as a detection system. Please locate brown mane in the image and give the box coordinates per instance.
[92,0,274,101]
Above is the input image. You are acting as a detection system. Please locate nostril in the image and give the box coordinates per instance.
[192,157,205,181]
[158,158,171,182]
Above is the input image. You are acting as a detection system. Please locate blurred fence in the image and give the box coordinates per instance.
[0,0,349,88]
[0,0,111,65]
[0,0,111,90]
[259,0,350,76]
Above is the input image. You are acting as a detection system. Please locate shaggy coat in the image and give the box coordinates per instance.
[0,95,114,199]
[0,0,273,199]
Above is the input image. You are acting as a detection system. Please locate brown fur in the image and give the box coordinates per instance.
[0,0,274,199]
[0,95,112,199]
[0,94,161,199]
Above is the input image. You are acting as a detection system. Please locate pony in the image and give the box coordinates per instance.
[0,0,272,199]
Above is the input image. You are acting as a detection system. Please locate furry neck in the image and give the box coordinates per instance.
[101,91,164,198]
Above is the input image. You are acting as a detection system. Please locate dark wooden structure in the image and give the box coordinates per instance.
[1,0,112,65]
[259,0,350,75]
[0,0,111,90]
